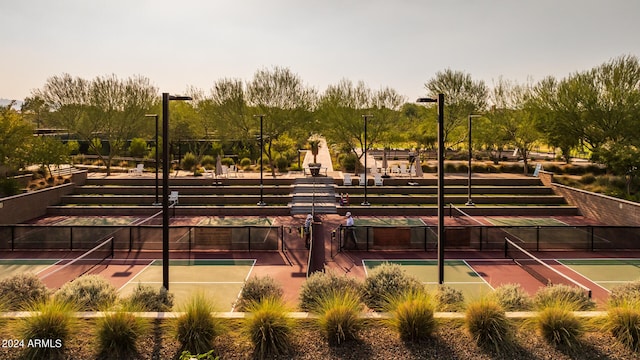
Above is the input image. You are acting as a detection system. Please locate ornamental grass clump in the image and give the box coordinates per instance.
[244,297,293,359]
[385,288,436,342]
[465,298,513,353]
[96,304,150,359]
[175,292,223,355]
[0,273,49,311]
[299,269,362,311]
[533,284,595,311]
[19,298,76,360]
[491,283,533,311]
[363,262,423,311]
[534,303,583,348]
[606,301,640,352]
[236,275,284,311]
[315,290,363,346]
[54,274,117,311]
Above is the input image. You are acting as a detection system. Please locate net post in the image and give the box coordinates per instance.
[424,226,427,252]
[536,226,540,252]
[69,226,73,250]
[248,226,251,251]
[588,289,592,299]
[110,236,115,258]
[504,237,508,258]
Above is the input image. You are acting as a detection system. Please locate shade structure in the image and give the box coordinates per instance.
[414,152,424,177]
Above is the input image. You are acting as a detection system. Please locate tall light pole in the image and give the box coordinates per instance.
[145,114,160,205]
[161,93,192,291]
[417,94,445,284]
[361,114,373,206]
[254,114,266,206]
[466,114,482,206]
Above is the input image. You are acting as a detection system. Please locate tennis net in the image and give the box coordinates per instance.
[40,236,114,281]
[504,237,591,298]
[449,204,485,226]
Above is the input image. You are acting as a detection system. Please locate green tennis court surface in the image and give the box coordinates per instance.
[198,217,274,226]
[487,217,567,226]
[354,218,426,226]
[363,259,493,300]
[55,217,138,226]
[557,259,640,291]
[119,259,255,310]
[0,259,57,281]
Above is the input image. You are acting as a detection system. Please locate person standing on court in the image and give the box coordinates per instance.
[344,212,357,250]
[304,214,313,249]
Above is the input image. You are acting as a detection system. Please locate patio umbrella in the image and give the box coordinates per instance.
[381,148,389,178]
[215,154,223,178]
[414,154,424,177]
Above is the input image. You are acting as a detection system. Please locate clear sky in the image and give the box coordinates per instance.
[2,0,639,102]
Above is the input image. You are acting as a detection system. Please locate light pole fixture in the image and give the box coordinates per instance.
[254,114,266,206]
[145,114,160,206]
[466,114,482,206]
[161,93,192,291]
[417,94,445,284]
[361,114,373,206]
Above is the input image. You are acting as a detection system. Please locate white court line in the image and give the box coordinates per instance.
[118,259,157,291]
[133,281,245,285]
[463,259,495,290]
[550,259,611,294]
[231,259,257,312]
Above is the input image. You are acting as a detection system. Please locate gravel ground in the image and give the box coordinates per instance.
[0,319,637,359]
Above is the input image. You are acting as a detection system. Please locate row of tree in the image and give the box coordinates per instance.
[4,54,640,179]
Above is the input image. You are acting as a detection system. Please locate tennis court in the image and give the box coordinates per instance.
[0,259,57,281]
[557,258,640,291]
[363,259,494,301]
[119,259,256,310]
[486,217,567,226]
[354,218,426,226]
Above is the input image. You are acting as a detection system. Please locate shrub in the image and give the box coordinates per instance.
[580,174,597,185]
[0,177,22,196]
[181,152,198,171]
[339,153,360,172]
[124,284,174,312]
[315,290,362,346]
[201,155,215,167]
[534,305,583,348]
[609,280,640,307]
[129,137,148,158]
[275,155,289,172]
[465,299,512,352]
[363,262,423,311]
[299,269,362,311]
[20,299,76,360]
[533,284,595,311]
[237,275,283,311]
[239,157,252,167]
[54,275,117,311]
[433,285,465,312]
[0,273,49,310]
[386,288,436,342]
[244,297,293,359]
[175,292,223,354]
[606,303,640,352]
[96,306,149,359]
[491,283,533,311]
[221,157,235,166]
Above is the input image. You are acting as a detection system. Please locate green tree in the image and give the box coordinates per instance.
[0,102,33,177]
[424,69,488,150]
[28,136,70,178]
[247,66,317,176]
[489,78,541,174]
[33,73,157,175]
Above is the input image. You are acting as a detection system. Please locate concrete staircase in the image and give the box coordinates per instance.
[289,177,337,215]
